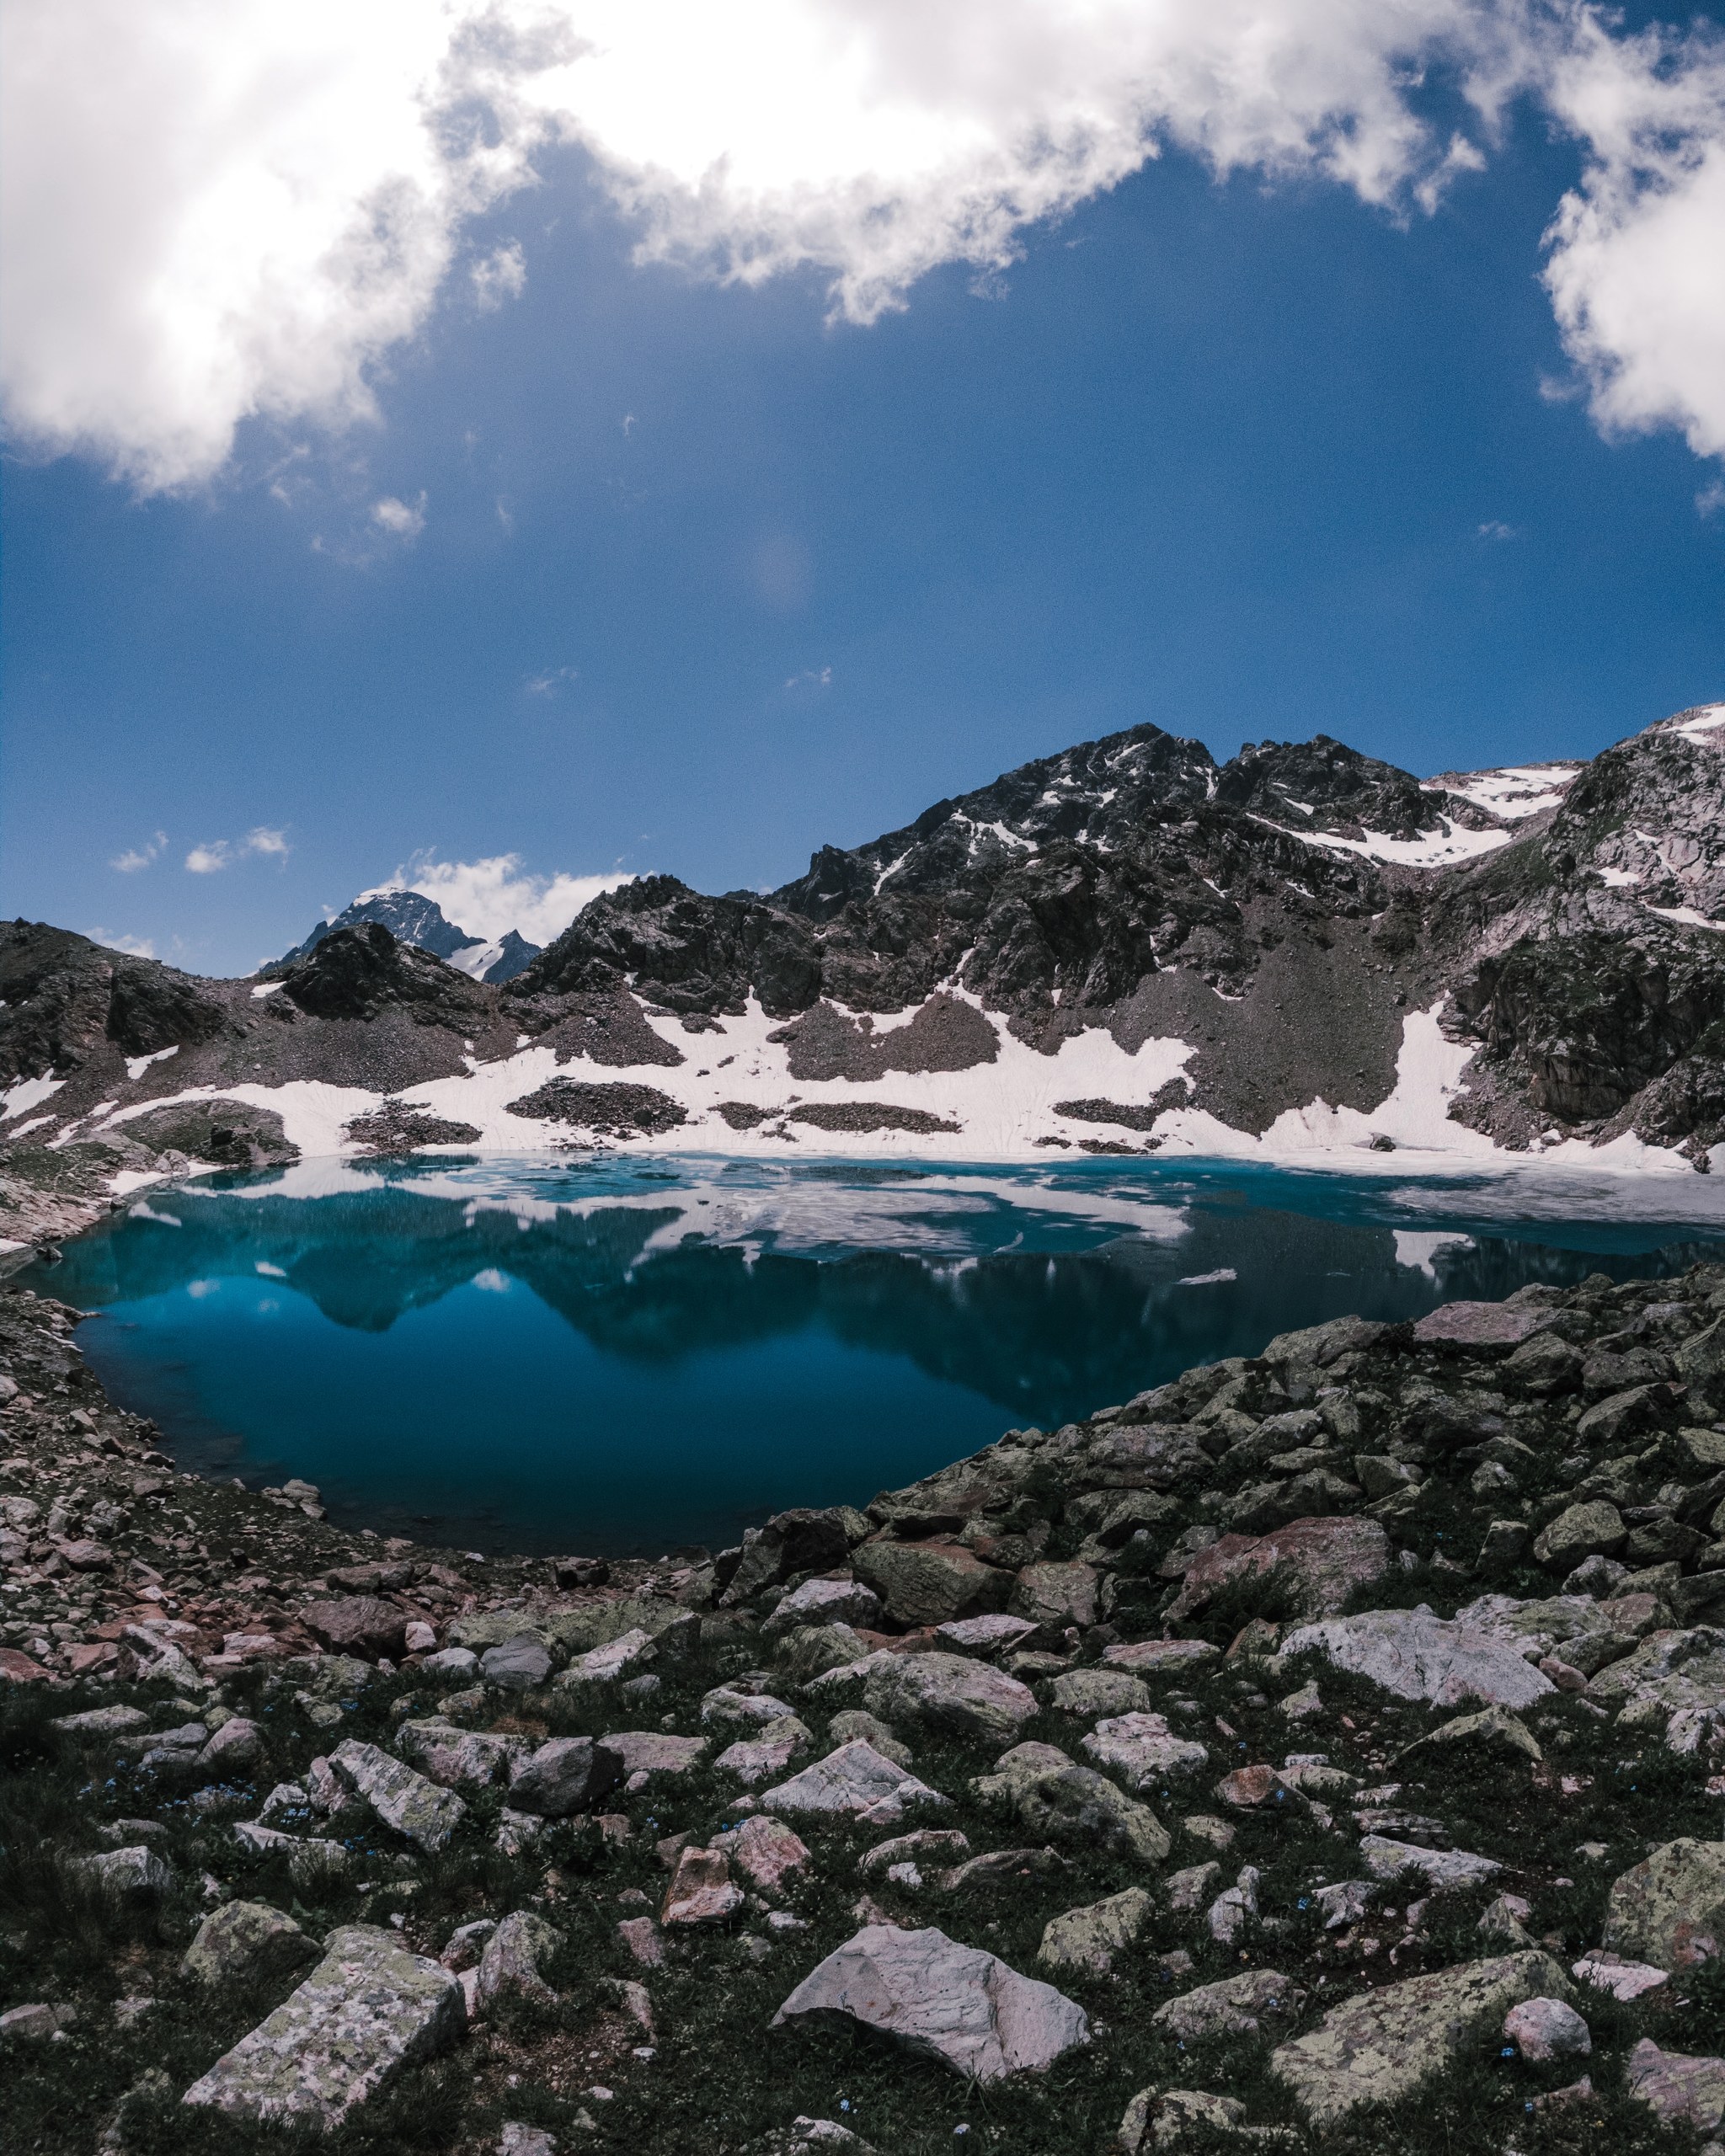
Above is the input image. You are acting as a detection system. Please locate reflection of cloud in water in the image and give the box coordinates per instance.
[1392,1231,1477,1279]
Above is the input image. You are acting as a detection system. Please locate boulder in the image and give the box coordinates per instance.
[722,1508,855,1604]
[749,2121,879,2155]
[1413,1300,1551,1348]
[1167,1516,1390,1624]
[933,1614,1041,1658]
[1359,1838,1502,1890]
[827,1710,913,1766]
[507,1736,627,1816]
[183,1902,318,1990]
[1117,2088,1246,2151]
[716,1717,814,1786]
[77,1846,172,1903]
[557,1627,656,1688]
[775,1624,873,1684]
[1151,1969,1303,2041]
[1601,1838,1725,1968]
[301,1597,406,1663]
[51,1704,152,1740]
[1037,1886,1153,1975]
[1626,2039,1725,2134]
[772,1924,1088,2083]
[758,1739,948,1825]
[1533,1502,1628,1571]
[1046,1669,1152,1719]
[862,1652,1038,1744]
[1008,1561,1099,1630]
[181,1925,466,2129]
[330,1739,466,1853]
[480,1634,554,1690]
[662,1846,745,1927]
[476,1910,564,2004]
[761,1577,882,1637]
[1100,1640,1220,1679]
[1503,1996,1590,2061]
[1280,1606,1557,1709]
[973,1742,1170,1865]
[713,1814,809,1897]
[851,1538,1013,1627]
[600,1730,707,1780]
[232,1822,350,1885]
[398,1721,530,1792]
[701,1684,799,1731]
[199,1716,265,1776]
[1393,1705,1542,1768]
[1270,1951,1571,2125]
[1081,1713,1210,1790]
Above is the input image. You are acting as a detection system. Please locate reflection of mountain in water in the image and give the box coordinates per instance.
[41,1181,1724,1430]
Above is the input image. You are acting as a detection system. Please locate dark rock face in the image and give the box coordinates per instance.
[504,1078,686,1136]
[478,930,541,984]
[0,922,231,1082]
[280,925,494,1027]
[276,890,485,968]
[344,1102,483,1154]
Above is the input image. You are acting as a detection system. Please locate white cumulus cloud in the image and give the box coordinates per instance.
[369,851,632,946]
[371,492,427,538]
[110,830,168,872]
[3,1,1722,494]
[184,827,291,873]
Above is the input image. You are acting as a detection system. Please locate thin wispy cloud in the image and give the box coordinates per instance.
[110,830,167,872]
[1477,520,1518,541]
[90,929,157,958]
[525,666,579,696]
[785,665,833,692]
[184,828,291,873]
[3,5,1722,494]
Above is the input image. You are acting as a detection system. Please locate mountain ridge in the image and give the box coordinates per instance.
[3,702,1722,1253]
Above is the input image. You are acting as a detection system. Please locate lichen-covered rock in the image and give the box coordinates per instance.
[76,1846,172,1902]
[772,1924,1088,2082]
[181,1924,466,2129]
[397,1720,530,1791]
[1007,1561,1099,1630]
[1100,1639,1220,1679]
[556,1626,657,1688]
[862,1651,1038,1743]
[199,1716,265,1775]
[599,1730,707,1780]
[1393,1705,1543,1768]
[1503,1996,1590,2061]
[1046,1668,1151,1718]
[301,1597,406,1663]
[1269,1951,1571,2124]
[761,1577,882,1637]
[1601,1838,1725,1968]
[1280,1606,1556,1709]
[1037,1886,1152,1975]
[182,1901,318,1990]
[973,1742,1170,1865]
[851,1538,1012,1627]
[476,1910,564,2004]
[826,1710,913,1766]
[1151,1969,1303,2041]
[716,1716,814,1785]
[330,1739,465,1853]
[1626,2039,1725,2133]
[1533,1501,1628,1570]
[479,1633,553,1690]
[1116,2086,1246,2152]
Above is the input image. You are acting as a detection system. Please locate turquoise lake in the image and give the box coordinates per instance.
[24,1155,1725,1556]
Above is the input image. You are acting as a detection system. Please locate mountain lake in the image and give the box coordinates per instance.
[22,1153,1725,1556]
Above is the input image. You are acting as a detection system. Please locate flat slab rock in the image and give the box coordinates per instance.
[862,1651,1038,1742]
[1270,1950,1571,2124]
[1602,1837,1725,1969]
[599,1730,707,1777]
[759,1739,948,1825]
[1413,1300,1551,1347]
[772,1924,1088,2083]
[1099,1639,1220,1678]
[1081,1711,1210,1788]
[1627,2038,1725,2133]
[1152,1969,1304,2041]
[331,1740,465,1853]
[182,1924,466,2128]
[1280,1606,1557,1710]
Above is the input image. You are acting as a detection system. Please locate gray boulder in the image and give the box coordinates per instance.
[330,1739,465,1853]
[1280,1606,1556,1709]
[76,1846,172,1903]
[1270,1950,1571,2124]
[199,1716,266,1776]
[506,1737,626,1817]
[1533,1502,1627,1571]
[1117,2087,1246,2151]
[476,1911,564,2005]
[1626,2038,1725,2135]
[758,1739,948,1825]
[1503,1996,1591,2061]
[1081,1712,1210,1789]
[862,1652,1037,1743]
[1046,1668,1151,1718]
[480,1634,553,1690]
[183,1901,318,1990]
[397,1720,530,1791]
[181,1924,466,2128]
[826,1710,913,1766]
[772,1924,1088,2083]
[973,1742,1170,1865]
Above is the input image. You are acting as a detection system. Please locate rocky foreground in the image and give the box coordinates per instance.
[3,1265,1725,2153]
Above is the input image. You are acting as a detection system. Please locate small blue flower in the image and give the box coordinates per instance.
[1502,2047,1515,2057]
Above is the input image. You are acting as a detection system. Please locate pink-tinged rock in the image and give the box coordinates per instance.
[1626,2039,1725,2134]
[772,1924,1089,2082]
[1217,1764,1281,1809]
[1281,1607,1557,1710]
[661,1846,744,1928]
[0,1647,51,1682]
[851,1538,1013,1628]
[759,1739,948,1826]
[301,1597,407,1663]
[1413,1302,1551,1348]
[56,1539,114,1570]
[1503,1997,1590,2062]
[403,1621,436,1655]
[1100,1639,1221,1678]
[65,1641,117,1675]
[1168,1518,1390,1624]
[1081,1713,1210,1790]
[1008,1562,1099,1630]
[617,1917,664,1968]
[934,1614,1041,1658]
[715,1814,809,1897]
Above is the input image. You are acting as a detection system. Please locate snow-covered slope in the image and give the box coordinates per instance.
[273,890,541,984]
[3,704,1722,1239]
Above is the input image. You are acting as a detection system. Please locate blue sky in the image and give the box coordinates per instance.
[3,3,1722,975]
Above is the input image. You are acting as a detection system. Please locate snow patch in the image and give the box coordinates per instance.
[1669,705,1725,746]
[1177,1267,1237,1286]
[6,1117,53,1140]
[125,1046,179,1082]
[1599,866,1641,888]
[1431,764,1582,819]
[254,1261,286,1278]
[1252,814,1514,867]
[2,1075,65,1122]
[250,980,285,999]
[1646,905,1725,931]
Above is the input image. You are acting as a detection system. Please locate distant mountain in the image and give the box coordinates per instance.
[272,890,540,985]
[3,701,1722,1247]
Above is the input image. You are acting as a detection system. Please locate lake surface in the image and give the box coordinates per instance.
[25,1155,1725,1556]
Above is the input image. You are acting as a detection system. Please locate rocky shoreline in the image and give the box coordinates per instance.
[3,1262,1725,2153]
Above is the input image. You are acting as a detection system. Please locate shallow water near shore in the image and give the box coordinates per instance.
[24,1152,1725,1556]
